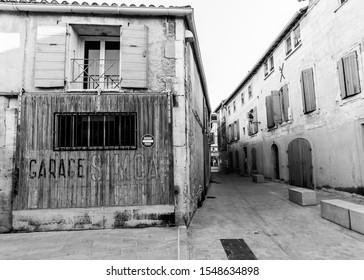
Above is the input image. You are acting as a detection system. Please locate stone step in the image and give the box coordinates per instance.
[288,187,317,206]
[321,199,364,234]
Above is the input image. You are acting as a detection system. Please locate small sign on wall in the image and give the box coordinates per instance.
[141,134,155,148]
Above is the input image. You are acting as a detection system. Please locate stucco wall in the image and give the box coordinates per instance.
[225,0,364,190]
[0,97,17,232]
[0,11,177,94]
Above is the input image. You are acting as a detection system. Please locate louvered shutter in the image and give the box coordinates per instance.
[266,95,274,128]
[232,122,235,141]
[300,68,316,113]
[337,59,346,99]
[120,24,148,88]
[342,51,361,97]
[253,106,258,134]
[236,119,240,140]
[34,25,66,88]
[281,85,290,120]
[272,91,282,124]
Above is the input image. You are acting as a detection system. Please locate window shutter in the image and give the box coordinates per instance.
[120,24,148,88]
[253,106,258,134]
[301,68,316,113]
[342,51,361,97]
[34,25,66,88]
[236,119,240,140]
[232,122,235,140]
[265,95,274,128]
[281,85,290,120]
[272,91,282,124]
[337,59,347,99]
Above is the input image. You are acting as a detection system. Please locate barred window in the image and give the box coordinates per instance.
[54,112,137,150]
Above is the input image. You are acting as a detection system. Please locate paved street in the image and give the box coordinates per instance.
[188,173,364,260]
[0,227,179,260]
[1,173,364,260]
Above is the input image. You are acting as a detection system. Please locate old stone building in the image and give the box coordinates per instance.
[216,0,364,192]
[0,1,211,232]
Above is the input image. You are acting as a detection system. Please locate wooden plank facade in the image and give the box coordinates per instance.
[14,94,173,211]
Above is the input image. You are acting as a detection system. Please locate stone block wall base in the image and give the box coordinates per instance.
[12,205,175,232]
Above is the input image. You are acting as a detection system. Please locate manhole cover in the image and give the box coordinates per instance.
[220,239,257,260]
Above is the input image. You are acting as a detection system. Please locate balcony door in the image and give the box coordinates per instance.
[83,39,120,90]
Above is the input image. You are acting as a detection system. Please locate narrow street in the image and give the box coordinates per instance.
[188,173,364,260]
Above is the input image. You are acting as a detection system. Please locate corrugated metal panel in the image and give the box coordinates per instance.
[300,68,316,113]
[265,95,274,128]
[120,25,148,88]
[34,25,66,88]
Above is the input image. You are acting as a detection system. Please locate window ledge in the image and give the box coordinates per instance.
[334,1,348,13]
[285,43,302,60]
[338,92,362,106]
[264,69,275,80]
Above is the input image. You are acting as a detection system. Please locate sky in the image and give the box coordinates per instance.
[97,0,308,110]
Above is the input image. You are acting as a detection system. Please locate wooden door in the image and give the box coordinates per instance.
[288,138,313,189]
[14,94,173,210]
[271,144,280,180]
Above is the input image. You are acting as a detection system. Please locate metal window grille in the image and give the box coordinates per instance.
[54,112,137,151]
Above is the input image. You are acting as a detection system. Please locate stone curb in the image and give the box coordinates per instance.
[177,226,188,260]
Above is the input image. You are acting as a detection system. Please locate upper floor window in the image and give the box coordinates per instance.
[233,101,236,112]
[248,85,252,98]
[293,25,301,47]
[285,36,292,55]
[34,23,148,90]
[337,51,361,99]
[264,55,274,77]
[241,92,245,105]
[228,106,231,115]
[269,56,274,71]
[264,61,269,76]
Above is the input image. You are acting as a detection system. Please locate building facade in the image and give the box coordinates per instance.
[0,1,211,232]
[216,0,364,192]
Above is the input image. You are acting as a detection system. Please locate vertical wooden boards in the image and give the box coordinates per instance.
[14,94,172,210]
[300,68,316,113]
[120,25,148,88]
[288,138,313,189]
[265,95,274,128]
[34,25,67,88]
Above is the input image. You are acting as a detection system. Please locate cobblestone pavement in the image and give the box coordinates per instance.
[0,227,178,260]
[188,173,364,260]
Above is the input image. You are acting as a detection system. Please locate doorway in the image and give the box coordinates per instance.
[243,147,248,176]
[271,144,280,180]
[288,138,313,189]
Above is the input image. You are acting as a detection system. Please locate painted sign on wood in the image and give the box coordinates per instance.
[14,94,173,210]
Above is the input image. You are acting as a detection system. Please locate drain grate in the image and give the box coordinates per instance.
[220,239,257,260]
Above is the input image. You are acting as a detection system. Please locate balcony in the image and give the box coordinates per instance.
[71,58,120,90]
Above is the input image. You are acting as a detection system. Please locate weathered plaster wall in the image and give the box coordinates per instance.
[0,97,17,232]
[186,42,207,224]
[225,0,364,189]
[0,11,178,94]
[0,12,25,93]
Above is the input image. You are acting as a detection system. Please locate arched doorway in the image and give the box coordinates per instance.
[288,138,313,189]
[271,144,280,180]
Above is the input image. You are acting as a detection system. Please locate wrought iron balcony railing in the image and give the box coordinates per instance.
[71,58,120,90]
